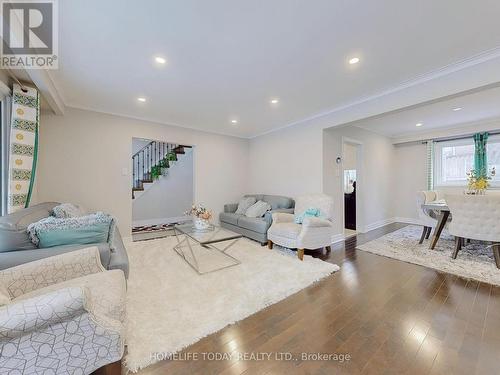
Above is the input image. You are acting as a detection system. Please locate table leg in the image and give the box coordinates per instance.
[429,211,450,250]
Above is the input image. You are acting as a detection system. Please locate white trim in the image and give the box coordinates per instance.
[393,217,422,225]
[360,218,396,233]
[132,215,190,227]
[331,233,345,244]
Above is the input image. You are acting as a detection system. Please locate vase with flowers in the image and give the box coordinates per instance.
[466,167,496,195]
[185,204,213,231]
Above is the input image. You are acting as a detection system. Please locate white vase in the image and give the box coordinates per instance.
[193,217,210,230]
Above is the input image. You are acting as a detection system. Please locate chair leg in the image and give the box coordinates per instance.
[325,246,331,253]
[425,226,432,239]
[493,243,500,269]
[267,240,273,250]
[452,237,462,259]
[419,226,428,244]
[298,248,304,261]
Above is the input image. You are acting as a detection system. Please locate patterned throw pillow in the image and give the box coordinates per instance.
[245,200,272,218]
[235,197,257,215]
[52,203,86,218]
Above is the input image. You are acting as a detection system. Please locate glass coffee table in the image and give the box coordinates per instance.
[173,223,243,274]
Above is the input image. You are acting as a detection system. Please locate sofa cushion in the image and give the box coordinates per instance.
[237,216,268,233]
[262,195,294,210]
[219,212,241,226]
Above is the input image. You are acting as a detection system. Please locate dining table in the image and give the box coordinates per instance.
[422,200,450,250]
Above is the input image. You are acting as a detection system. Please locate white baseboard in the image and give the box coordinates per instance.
[331,234,345,244]
[361,218,396,233]
[132,216,190,227]
[393,217,421,225]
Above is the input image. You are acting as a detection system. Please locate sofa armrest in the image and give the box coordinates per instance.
[224,203,238,213]
[271,212,295,224]
[108,227,129,279]
[264,208,295,225]
[0,287,87,339]
[0,247,105,298]
[302,217,333,228]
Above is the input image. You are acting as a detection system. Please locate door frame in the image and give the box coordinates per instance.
[341,137,364,234]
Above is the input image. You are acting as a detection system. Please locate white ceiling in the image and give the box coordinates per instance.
[354,85,500,139]
[50,0,500,138]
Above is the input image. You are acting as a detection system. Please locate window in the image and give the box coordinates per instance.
[434,135,500,187]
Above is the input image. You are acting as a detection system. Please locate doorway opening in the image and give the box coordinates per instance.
[342,139,362,238]
[131,137,194,241]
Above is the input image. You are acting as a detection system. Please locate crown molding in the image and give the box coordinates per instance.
[251,46,500,139]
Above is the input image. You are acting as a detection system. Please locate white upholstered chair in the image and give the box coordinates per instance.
[416,190,444,244]
[445,193,500,267]
[0,247,126,374]
[267,194,335,260]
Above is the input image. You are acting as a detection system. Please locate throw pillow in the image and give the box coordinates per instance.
[27,212,115,249]
[235,197,257,215]
[245,200,271,218]
[295,208,321,224]
[52,203,86,218]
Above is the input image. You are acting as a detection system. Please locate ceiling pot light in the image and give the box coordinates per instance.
[137,97,147,102]
[415,123,423,127]
[154,56,167,64]
[348,57,360,65]
[452,107,462,111]
[231,119,238,124]
[270,98,279,104]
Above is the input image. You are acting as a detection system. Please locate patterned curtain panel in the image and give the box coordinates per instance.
[7,84,40,213]
[473,132,489,178]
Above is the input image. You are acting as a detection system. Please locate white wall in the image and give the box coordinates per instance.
[393,142,427,222]
[323,126,395,236]
[37,107,249,235]
[132,149,193,225]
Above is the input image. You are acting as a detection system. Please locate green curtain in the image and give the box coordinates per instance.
[473,132,489,178]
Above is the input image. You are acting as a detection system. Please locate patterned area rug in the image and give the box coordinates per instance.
[123,236,339,372]
[358,225,500,286]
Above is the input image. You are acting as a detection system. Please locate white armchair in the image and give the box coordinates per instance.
[416,190,444,244]
[445,194,500,267]
[267,194,335,260]
[0,247,126,374]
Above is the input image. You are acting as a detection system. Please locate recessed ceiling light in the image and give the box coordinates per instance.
[231,119,238,124]
[452,107,462,111]
[415,123,423,127]
[154,56,167,64]
[270,98,279,104]
[349,57,360,65]
[137,97,146,102]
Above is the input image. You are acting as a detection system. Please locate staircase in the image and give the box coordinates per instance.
[132,141,192,199]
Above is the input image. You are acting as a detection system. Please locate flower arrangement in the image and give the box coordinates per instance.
[466,167,496,194]
[185,204,212,220]
[185,204,212,230]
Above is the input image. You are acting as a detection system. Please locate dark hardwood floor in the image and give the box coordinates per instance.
[136,223,500,375]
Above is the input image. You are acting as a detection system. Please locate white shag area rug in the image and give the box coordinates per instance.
[124,236,339,372]
[358,225,500,286]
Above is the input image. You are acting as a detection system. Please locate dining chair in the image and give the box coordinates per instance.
[445,193,500,268]
[416,191,443,244]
